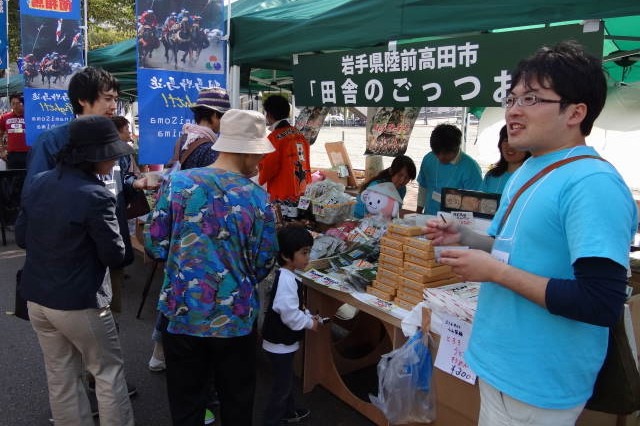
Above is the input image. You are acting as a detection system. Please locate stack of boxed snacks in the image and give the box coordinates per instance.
[366,222,459,310]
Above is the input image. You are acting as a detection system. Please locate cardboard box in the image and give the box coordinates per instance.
[404,235,434,250]
[403,244,435,259]
[387,223,425,236]
[379,244,404,259]
[394,296,418,311]
[366,285,394,301]
[371,280,396,295]
[318,168,348,186]
[378,253,404,268]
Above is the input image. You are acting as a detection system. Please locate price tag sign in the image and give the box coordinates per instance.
[297,196,311,210]
[450,211,474,225]
[434,314,477,384]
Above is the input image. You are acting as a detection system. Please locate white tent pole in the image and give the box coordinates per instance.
[226,0,240,108]
[83,0,88,64]
[230,65,240,108]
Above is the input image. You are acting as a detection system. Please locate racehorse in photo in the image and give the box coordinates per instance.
[162,19,194,69]
[190,23,210,62]
[138,25,160,66]
[24,62,39,87]
[39,55,72,88]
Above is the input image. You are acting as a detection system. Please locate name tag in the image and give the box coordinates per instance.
[491,248,509,264]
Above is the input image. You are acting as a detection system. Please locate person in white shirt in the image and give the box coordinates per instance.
[261,224,320,425]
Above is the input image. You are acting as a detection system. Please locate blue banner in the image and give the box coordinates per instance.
[20,0,83,144]
[0,0,7,70]
[136,0,226,165]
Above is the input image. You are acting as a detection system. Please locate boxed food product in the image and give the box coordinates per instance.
[403,235,434,251]
[371,280,397,295]
[366,285,395,301]
[379,244,404,259]
[387,223,425,236]
[396,289,423,305]
[404,253,440,267]
[403,244,435,259]
[394,297,417,311]
[377,267,401,288]
[378,253,404,268]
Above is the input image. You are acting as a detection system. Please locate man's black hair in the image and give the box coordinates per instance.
[263,95,290,121]
[192,107,222,124]
[67,67,120,115]
[9,93,23,103]
[429,124,462,155]
[111,115,129,132]
[277,224,313,266]
[510,40,607,136]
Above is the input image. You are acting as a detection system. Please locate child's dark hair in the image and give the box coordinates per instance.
[277,224,313,266]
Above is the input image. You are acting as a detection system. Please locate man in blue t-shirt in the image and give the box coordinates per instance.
[426,41,637,425]
[416,123,482,215]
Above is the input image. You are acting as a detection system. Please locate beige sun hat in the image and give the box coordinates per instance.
[214,109,276,154]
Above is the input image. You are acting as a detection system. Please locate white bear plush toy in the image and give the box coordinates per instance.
[361,181,402,220]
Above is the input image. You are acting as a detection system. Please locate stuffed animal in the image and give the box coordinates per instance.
[361,181,402,219]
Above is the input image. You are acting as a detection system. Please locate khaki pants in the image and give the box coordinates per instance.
[478,379,584,426]
[28,301,134,426]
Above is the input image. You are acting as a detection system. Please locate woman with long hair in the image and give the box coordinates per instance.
[482,125,530,194]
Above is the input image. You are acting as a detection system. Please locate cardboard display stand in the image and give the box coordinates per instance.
[325,141,357,188]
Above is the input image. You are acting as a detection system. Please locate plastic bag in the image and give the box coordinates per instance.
[370,330,436,424]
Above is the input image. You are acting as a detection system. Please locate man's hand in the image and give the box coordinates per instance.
[438,249,507,283]
[133,175,161,190]
[424,218,461,246]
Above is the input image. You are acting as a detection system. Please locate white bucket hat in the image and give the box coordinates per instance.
[214,109,276,154]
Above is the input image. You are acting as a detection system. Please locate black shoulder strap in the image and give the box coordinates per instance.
[497,155,607,234]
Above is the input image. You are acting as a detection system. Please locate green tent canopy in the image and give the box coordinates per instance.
[1,2,639,97]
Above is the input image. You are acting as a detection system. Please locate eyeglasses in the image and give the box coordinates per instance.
[501,94,565,109]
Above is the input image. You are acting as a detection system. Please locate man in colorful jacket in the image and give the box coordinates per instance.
[259,95,311,202]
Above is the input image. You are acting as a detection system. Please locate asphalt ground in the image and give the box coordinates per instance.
[0,229,375,426]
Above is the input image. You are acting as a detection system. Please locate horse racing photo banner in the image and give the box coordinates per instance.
[136,0,226,165]
[19,0,83,145]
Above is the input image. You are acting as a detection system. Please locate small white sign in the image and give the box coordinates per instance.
[297,196,311,210]
[434,314,477,384]
[450,210,474,225]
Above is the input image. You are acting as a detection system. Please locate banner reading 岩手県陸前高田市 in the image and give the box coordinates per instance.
[136,0,227,165]
[19,0,83,145]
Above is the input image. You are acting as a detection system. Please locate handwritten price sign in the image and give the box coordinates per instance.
[434,314,477,384]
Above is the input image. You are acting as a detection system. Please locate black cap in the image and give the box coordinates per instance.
[68,115,134,163]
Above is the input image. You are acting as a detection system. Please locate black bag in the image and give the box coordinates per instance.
[126,190,151,219]
[585,313,640,414]
[14,268,29,321]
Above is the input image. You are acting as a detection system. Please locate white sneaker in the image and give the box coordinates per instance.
[148,355,166,372]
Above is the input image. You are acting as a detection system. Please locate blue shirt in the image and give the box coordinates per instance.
[481,170,513,194]
[353,179,407,219]
[416,151,482,215]
[465,146,637,409]
[145,167,277,338]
